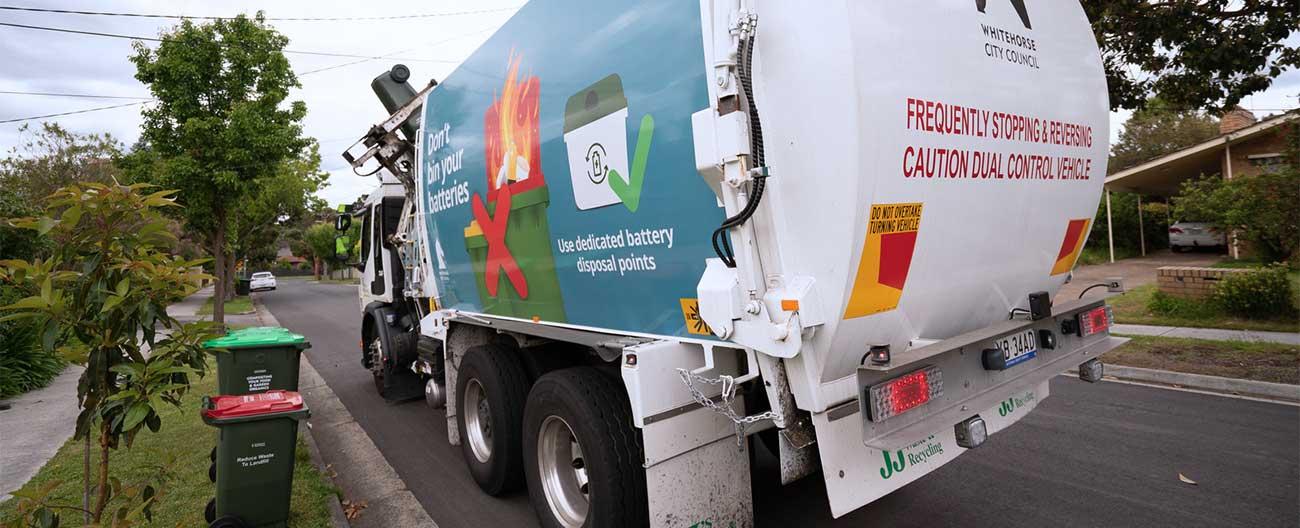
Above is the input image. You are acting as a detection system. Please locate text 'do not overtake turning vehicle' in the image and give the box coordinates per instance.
[338,1,1123,526]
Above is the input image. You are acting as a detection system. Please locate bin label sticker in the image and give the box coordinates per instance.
[844,203,924,319]
[246,369,271,392]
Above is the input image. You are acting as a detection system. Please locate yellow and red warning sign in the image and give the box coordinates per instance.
[1050,218,1090,276]
[679,298,713,336]
[844,203,924,319]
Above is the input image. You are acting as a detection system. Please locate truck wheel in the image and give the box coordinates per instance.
[367,323,424,402]
[456,343,528,495]
[523,368,648,528]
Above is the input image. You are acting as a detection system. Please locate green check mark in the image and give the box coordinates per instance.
[607,114,654,213]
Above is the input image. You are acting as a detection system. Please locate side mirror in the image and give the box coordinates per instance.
[335,213,351,232]
[352,262,365,272]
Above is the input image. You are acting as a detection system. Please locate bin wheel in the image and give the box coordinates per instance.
[455,343,528,496]
[210,446,217,462]
[208,462,217,483]
[204,498,216,523]
[209,515,248,528]
[523,368,648,528]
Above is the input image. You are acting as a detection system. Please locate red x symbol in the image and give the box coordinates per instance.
[471,185,528,299]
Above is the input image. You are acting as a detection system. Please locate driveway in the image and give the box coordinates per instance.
[1057,250,1224,301]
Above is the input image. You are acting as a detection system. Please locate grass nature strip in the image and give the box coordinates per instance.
[1105,335,1299,385]
[197,296,254,316]
[0,361,338,527]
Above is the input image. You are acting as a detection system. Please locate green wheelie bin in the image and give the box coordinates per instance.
[202,390,310,528]
[204,327,310,396]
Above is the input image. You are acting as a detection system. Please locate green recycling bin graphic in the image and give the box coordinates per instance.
[564,74,654,213]
[463,55,566,322]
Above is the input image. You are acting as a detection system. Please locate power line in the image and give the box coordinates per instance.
[0,26,494,125]
[0,100,148,124]
[0,90,152,99]
[0,4,518,22]
[0,21,449,62]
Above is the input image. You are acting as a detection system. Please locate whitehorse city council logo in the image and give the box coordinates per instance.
[976,0,1032,30]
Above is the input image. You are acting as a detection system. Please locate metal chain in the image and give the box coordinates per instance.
[677,368,779,447]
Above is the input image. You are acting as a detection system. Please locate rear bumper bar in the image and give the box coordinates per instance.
[856,297,1126,449]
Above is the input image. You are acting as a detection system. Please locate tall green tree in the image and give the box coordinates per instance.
[0,123,123,205]
[126,13,308,326]
[1109,101,1221,171]
[1085,0,1300,111]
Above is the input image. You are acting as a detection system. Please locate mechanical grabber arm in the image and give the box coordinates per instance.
[342,64,437,195]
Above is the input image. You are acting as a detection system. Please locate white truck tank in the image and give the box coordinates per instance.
[722,0,1110,411]
[349,0,1116,523]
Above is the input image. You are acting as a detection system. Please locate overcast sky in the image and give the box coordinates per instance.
[1,1,1297,207]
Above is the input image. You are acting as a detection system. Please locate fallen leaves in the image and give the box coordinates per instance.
[342,499,369,520]
[1178,472,1198,485]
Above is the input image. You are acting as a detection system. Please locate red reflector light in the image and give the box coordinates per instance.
[1078,306,1113,336]
[866,366,943,422]
[890,370,931,415]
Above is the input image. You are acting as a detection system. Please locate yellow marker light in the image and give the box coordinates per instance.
[781,299,800,312]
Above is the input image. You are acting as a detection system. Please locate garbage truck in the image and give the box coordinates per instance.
[339,0,1124,526]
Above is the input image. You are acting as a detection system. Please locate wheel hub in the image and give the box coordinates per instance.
[538,415,588,528]
[464,379,493,463]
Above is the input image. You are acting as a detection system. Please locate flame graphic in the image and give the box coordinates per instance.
[484,53,544,199]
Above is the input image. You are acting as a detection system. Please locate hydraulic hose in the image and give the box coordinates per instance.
[711,33,767,268]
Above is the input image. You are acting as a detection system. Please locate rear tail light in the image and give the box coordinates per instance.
[1077,306,1114,337]
[865,366,942,422]
[1168,227,1183,234]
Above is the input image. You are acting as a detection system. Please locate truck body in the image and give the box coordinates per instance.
[343,0,1124,525]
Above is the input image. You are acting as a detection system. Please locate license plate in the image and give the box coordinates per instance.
[996,330,1038,368]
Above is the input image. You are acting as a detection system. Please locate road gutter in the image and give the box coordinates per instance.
[1065,364,1300,404]
[255,298,437,528]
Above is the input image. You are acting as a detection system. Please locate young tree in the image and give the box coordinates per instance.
[1085,1,1300,111]
[302,222,339,280]
[0,183,215,524]
[126,13,308,326]
[0,123,123,205]
[228,144,329,286]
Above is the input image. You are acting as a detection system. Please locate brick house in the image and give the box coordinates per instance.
[1100,108,1297,260]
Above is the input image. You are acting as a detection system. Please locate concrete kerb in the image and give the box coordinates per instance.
[1068,364,1300,403]
[253,297,437,528]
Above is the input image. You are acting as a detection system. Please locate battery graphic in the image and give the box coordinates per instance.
[564,74,631,211]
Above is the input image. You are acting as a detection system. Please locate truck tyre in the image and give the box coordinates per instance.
[456,343,529,495]
[523,368,648,528]
[367,318,424,403]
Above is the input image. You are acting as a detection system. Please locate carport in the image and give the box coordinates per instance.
[1101,110,1297,262]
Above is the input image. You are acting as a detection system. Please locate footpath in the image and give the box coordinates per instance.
[1113,323,1300,346]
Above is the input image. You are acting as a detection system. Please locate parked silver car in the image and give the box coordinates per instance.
[1169,222,1227,252]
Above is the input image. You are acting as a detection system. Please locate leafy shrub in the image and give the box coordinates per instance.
[0,286,65,398]
[1212,265,1298,319]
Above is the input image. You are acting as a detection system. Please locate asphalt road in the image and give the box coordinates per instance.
[261,280,1300,528]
